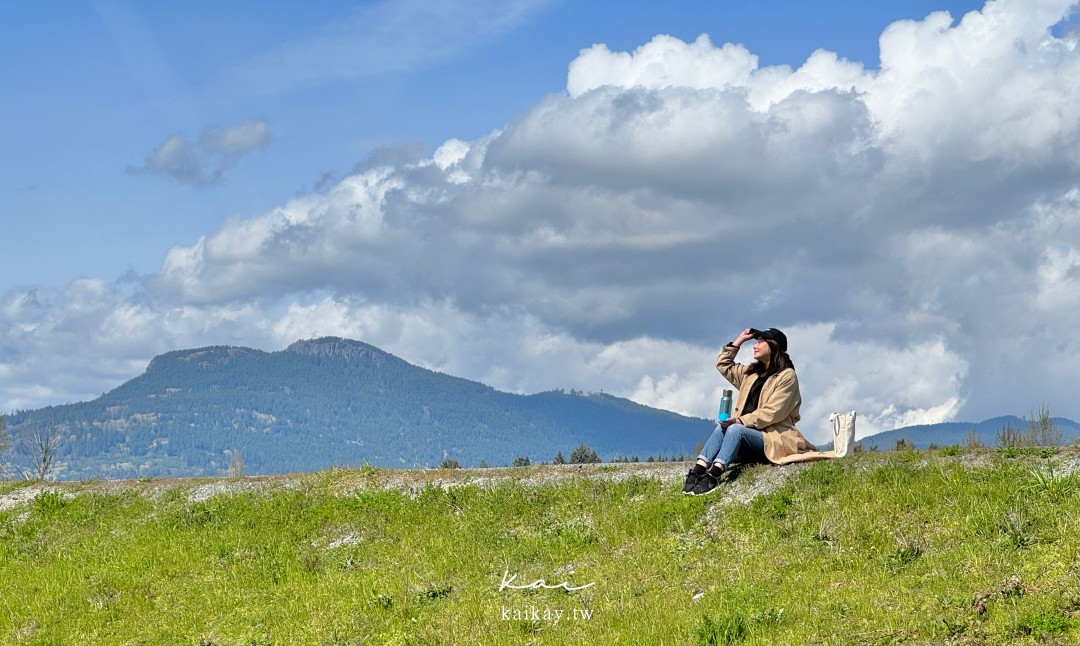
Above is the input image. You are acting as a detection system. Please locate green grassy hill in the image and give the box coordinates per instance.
[3,447,1080,645]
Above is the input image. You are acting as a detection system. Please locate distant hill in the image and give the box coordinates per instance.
[3,337,712,480]
[855,415,1080,450]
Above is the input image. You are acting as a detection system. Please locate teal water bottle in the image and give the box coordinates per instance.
[717,389,733,422]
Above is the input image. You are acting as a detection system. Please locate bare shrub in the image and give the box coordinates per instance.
[995,421,1027,449]
[1025,404,1062,447]
[16,425,65,481]
[227,450,246,477]
[964,428,984,449]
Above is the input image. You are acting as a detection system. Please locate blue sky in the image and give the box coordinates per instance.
[2,0,986,286]
[3,0,1080,443]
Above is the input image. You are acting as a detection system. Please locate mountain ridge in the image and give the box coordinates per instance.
[4,337,712,480]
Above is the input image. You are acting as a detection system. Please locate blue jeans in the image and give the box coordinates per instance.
[697,423,766,467]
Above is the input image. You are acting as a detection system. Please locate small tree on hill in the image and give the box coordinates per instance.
[964,427,984,449]
[439,458,461,469]
[569,443,600,464]
[995,420,1026,448]
[894,438,916,452]
[0,416,8,479]
[16,424,64,481]
[1026,404,1062,447]
[553,451,565,465]
[512,455,531,467]
[226,450,245,477]
[0,415,9,455]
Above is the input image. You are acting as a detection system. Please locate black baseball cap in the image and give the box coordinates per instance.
[749,328,788,352]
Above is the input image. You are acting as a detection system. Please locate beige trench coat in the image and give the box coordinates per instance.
[715,343,834,464]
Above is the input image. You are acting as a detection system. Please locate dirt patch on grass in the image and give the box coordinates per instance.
[3,448,1077,511]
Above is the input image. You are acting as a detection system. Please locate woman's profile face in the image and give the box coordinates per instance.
[753,338,771,362]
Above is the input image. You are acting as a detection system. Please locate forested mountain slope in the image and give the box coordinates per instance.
[5,337,711,479]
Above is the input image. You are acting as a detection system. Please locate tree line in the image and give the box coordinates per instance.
[438,442,691,469]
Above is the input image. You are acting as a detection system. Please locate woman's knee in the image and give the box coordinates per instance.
[727,424,751,438]
[722,424,763,452]
[726,424,765,455]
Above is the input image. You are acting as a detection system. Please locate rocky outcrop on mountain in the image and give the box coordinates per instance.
[286,337,388,365]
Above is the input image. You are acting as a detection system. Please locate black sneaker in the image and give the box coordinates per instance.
[690,473,721,496]
[682,469,700,495]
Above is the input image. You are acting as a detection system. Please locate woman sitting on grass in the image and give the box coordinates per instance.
[684,327,825,496]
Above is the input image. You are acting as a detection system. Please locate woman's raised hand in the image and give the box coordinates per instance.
[734,328,755,345]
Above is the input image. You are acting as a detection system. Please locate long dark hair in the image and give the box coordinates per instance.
[744,339,794,377]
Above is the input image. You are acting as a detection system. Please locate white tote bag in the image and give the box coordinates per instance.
[830,411,857,458]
